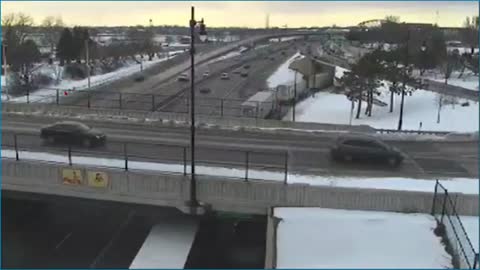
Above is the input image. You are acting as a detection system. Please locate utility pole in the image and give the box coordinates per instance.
[2,42,8,99]
[293,71,297,122]
[189,6,198,208]
[85,39,90,89]
[398,28,410,131]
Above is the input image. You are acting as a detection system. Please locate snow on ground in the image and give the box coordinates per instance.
[1,75,5,86]
[129,218,197,269]
[285,89,478,132]
[447,46,479,54]
[267,52,304,88]
[460,216,479,253]
[4,51,184,103]
[426,71,479,91]
[275,208,452,269]
[205,47,246,65]
[2,149,477,195]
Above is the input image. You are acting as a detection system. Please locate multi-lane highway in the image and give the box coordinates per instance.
[2,114,478,178]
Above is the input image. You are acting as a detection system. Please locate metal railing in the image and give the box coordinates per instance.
[431,180,479,269]
[376,128,450,136]
[2,131,289,183]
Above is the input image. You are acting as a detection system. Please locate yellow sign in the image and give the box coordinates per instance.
[87,171,109,188]
[62,169,83,185]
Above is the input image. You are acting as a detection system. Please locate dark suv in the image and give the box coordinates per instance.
[330,135,404,167]
[40,121,106,148]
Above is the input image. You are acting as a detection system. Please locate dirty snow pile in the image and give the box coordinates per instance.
[267,52,305,88]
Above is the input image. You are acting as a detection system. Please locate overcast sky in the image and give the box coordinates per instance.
[1,1,478,28]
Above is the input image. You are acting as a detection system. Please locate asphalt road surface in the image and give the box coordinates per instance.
[2,195,187,268]
[2,115,478,178]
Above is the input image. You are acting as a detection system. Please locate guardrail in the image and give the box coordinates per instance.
[2,131,289,184]
[432,180,479,269]
[376,129,450,136]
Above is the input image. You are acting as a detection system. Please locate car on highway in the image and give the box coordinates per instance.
[199,88,211,94]
[240,71,248,77]
[221,73,230,80]
[203,71,210,77]
[177,73,189,82]
[40,121,106,148]
[329,135,404,167]
[243,64,250,69]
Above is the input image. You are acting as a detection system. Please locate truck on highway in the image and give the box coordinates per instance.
[241,91,275,118]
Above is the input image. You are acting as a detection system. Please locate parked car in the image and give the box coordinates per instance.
[40,121,106,148]
[329,135,404,167]
[221,73,230,80]
[177,73,189,82]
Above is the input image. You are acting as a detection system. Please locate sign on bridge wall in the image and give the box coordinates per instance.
[87,171,109,188]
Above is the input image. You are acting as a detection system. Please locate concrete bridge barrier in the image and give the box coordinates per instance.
[2,159,478,216]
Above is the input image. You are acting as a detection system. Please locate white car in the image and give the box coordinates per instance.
[220,73,229,80]
[177,73,189,82]
[203,71,210,77]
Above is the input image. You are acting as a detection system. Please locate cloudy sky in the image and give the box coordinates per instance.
[1,1,478,28]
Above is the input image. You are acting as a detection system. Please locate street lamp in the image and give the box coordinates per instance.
[188,6,207,210]
[397,28,410,131]
[2,40,8,100]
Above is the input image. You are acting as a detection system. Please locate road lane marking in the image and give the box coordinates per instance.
[55,232,72,250]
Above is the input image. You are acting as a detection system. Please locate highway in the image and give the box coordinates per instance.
[2,195,190,268]
[2,114,478,178]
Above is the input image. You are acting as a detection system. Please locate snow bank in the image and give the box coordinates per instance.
[334,66,349,79]
[5,52,184,103]
[1,75,5,86]
[2,149,477,195]
[427,72,479,92]
[285,90,478,132]
[460,216,479,253]
[267,52,304,88]
[275,208,452,268]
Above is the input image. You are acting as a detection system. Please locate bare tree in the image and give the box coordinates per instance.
[2,12,34,44]
[42,16,64,55]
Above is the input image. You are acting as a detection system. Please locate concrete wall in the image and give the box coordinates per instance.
[3,159,478,216]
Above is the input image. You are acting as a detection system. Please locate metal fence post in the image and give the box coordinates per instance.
[220,99,224,117]
[119,93,123,109]
[87,92,91,108]
[26,88,30,104]
[431,179,439,215]
[473,253,479,269]
[245,151,250,182]
[151,95,155,112]
[284,152,288,185]
[56,89,60,105]
[183,147,187,176]
[440,189,448,224]
[124,143,128,171]
[68,145,72,166]
[14,134,19,161]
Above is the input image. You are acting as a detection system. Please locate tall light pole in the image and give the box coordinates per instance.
[188,6,207,209]
[85,39,90,89]
[2,41,8,100]
[292,71,297,122]
[397,27,410,131]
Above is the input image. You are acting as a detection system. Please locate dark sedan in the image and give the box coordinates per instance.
[40,121,106,148]
[330,135,404,167]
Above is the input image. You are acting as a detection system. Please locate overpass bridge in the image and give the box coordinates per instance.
[2,153,478,217]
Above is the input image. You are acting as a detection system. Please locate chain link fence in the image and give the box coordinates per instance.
[431,180,478,269]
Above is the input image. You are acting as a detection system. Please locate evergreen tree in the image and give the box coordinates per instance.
[57,28,73,65]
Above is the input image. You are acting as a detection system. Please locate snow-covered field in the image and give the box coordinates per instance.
[275,208,452,268]
[2,149,477,195]
[286,90,478,132]
[129,218,197,269]
[426,71,479,91]
[267,52,304,88]
[3,51,184,103]
[460,216,479,253]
